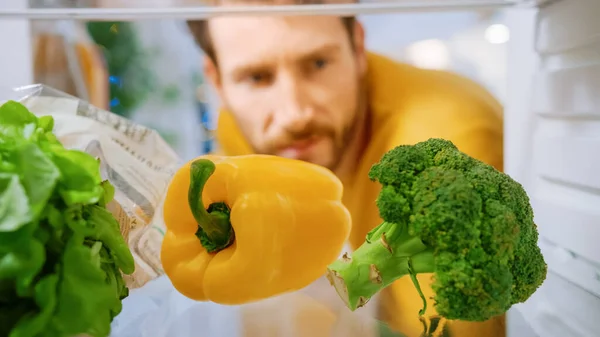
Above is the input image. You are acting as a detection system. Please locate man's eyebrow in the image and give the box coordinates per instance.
[229,43,342,78]
[231,61,272,79]
[298,43,342,60]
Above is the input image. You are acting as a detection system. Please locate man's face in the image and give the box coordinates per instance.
[206,15,366,170]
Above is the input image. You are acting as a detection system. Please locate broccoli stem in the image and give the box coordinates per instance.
[326,221,434,312]
[189,159,235,253]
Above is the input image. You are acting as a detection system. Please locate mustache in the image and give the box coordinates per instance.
[267,124,334,151]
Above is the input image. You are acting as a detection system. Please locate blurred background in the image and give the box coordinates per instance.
[25,1,511,161]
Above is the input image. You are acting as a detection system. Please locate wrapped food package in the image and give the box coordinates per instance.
[11,84,178,290]
[3,84,385,337]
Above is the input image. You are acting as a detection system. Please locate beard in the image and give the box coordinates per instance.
[224,81,366,172]
[255,106,361,171]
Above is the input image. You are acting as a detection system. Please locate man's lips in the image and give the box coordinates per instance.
[278,137,320,158]
[290,138,317,150]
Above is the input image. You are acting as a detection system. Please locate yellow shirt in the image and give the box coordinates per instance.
[214,52,505,337]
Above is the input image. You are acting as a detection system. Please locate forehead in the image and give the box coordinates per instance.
[208,16,350,70]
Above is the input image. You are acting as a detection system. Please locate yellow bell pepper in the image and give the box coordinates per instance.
[160,154,352,305]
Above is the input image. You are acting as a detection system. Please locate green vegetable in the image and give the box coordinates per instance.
[0,100,135,337]
[327,138,547,322]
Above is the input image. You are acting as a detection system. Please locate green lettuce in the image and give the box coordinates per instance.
[0,101,135,337]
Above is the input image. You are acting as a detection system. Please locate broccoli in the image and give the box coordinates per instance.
[326,138,547,322]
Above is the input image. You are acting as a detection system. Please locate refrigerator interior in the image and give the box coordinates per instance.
[0,0,599,336]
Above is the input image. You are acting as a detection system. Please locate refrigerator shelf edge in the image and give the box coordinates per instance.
[0,1,521,20]
[537,236,600,299]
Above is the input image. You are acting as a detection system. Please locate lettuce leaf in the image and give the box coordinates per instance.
[0,100,135,337]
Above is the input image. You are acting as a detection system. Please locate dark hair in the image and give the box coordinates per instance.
[187,1,356,65]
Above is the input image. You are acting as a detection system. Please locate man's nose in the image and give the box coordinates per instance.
[275,74,313,133]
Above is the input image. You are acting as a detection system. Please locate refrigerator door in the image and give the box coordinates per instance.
[505,0,600,336]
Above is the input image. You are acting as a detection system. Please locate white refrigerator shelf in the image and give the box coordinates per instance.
[0,0,530,20]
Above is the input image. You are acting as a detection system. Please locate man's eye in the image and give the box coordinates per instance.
[251,74,264,82]
[247,72,271,85]
[313,58,328,69]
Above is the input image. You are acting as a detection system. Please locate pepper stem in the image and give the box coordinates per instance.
[188,159,235,253]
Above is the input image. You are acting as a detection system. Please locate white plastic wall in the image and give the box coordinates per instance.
[506,0,600,336]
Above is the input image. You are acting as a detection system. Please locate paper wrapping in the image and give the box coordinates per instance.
[11,84,180,290]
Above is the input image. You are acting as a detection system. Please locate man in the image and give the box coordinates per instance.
[187,4,505,336]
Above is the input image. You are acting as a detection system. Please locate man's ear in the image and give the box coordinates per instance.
[352,20,368,76]
[203,55,222,95]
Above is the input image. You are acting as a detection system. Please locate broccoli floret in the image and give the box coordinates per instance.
[326,138,547,322]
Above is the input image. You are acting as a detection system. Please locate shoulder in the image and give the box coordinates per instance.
[367,52,502,123]
[215,109,254,156]
[366,53,504,170]
[386,99,504,171]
